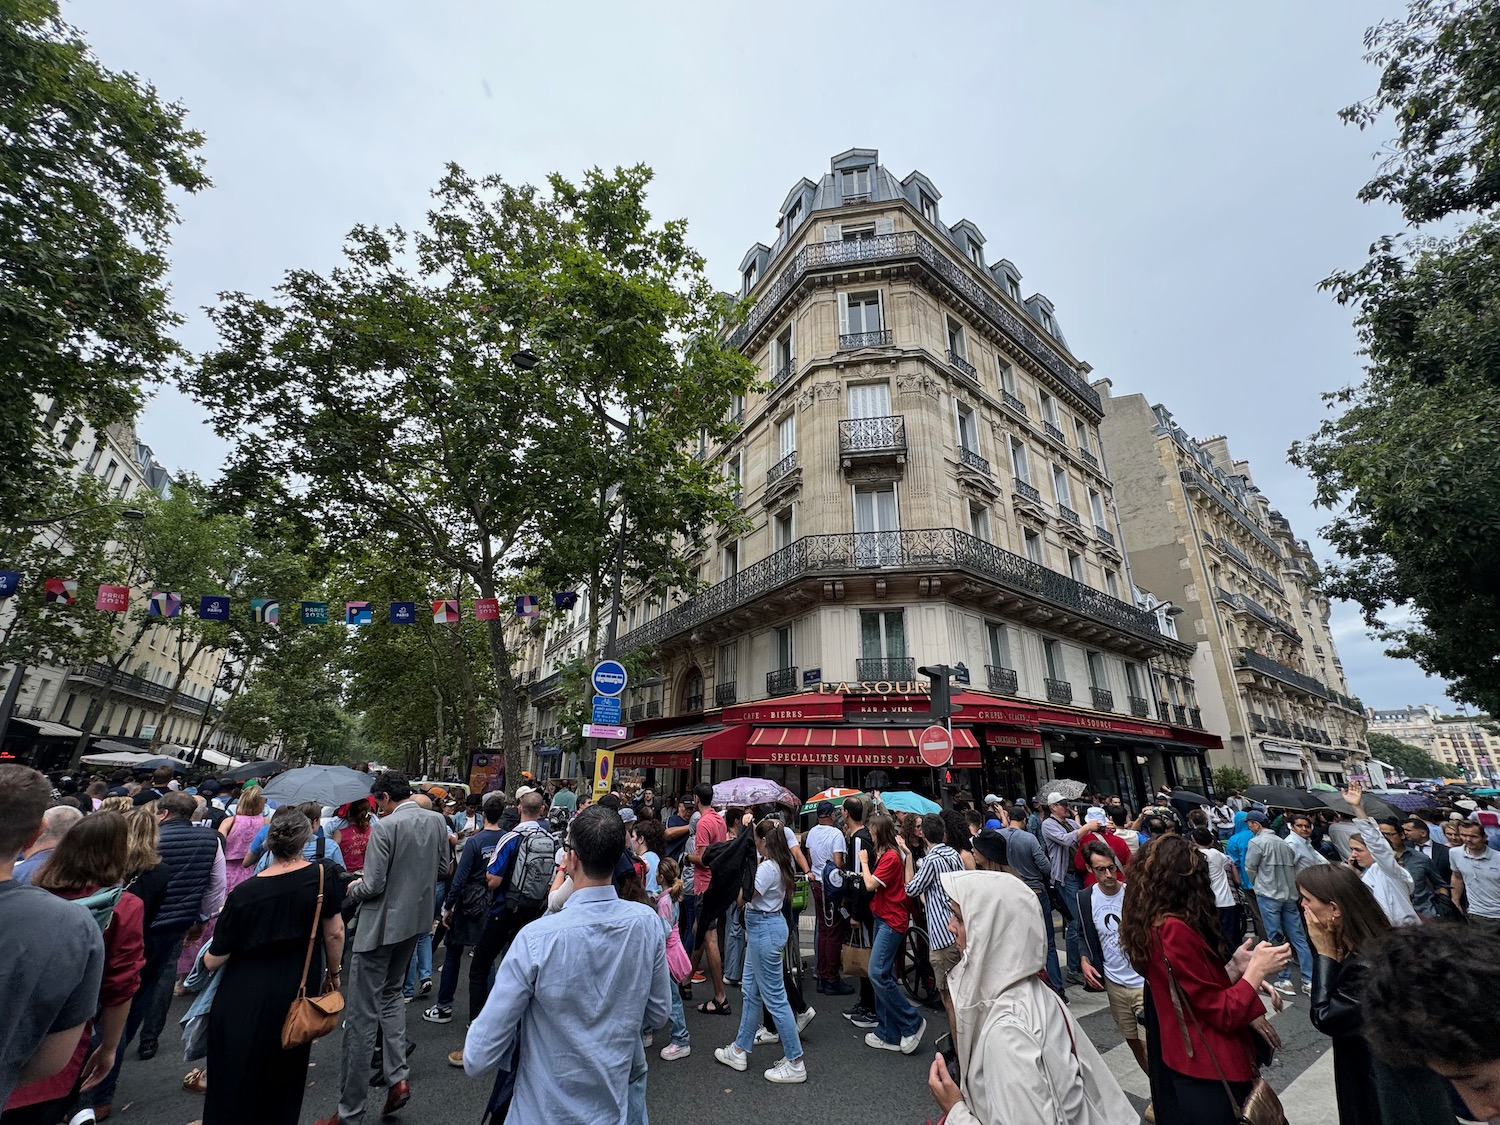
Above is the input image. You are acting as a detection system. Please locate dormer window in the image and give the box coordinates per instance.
[1005,277,1021,301]
[785,198,803,232]
[842,223,876,242]
[743,261,758,290]
[967,241,984,268]
[920,193,938,223]
[1039,307,1056,334]
[842,166,871,199]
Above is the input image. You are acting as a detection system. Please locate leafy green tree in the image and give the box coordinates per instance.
[1211,765,1252,797]
[186,164,757,787]
[1367,731,1451,778]
[0,0,208,498]
[1295,0,1500,713]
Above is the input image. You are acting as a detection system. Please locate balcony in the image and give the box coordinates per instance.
[1220,590,1300,640]
[839,415,906,462]
[839,329,894,350]
[1250,713,1268,733]
[726,231,1101,416]
[1235,648,1332,700]
[772,357,796,388]
[683,694,704,713]
[987,665,1019,695]
[958,446,991,476]
[1094,525,1115,548]
[1078,447,1100,472]
[69,663,212,714]
[1128,695,1149,718]
[1000,389,1028,417]
[714,682,737,706]
[1179,468,1284,558]
[1013,478,1043,506]
[1158,701,1172,723]
[629,703,645,722]
[767,450,799,487]
[614,528,1165,655]
[857,657,916,682]
[1042,420,1068,446]
[1058,505,1083,529]
[1255,567,1286,595]
[1045,678,1073,705]
[946,349,979,384]
[647,699,661,718]
[766,667,799,697]
[1221,539,1252,569]
[1174,704,1188,725]
[530,670,565,700]
[1091,686,1114,712]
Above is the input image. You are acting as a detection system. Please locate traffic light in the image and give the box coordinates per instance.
[919,663,964,724]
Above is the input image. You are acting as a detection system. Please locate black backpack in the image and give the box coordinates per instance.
[503,827,556,915]
[840,833,875,924]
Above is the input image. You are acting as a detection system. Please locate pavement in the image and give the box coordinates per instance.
[104,931,1339,1125]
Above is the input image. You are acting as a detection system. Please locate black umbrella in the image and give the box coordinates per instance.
[261,765,373,808]
[1245,785,1325,811]
[1314,789,1399,821]
[133,755,192,772]
[220,759,288,783]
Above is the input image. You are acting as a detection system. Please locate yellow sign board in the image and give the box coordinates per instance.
[593,748,614,796]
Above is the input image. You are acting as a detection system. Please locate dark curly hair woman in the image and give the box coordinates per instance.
[1119,835,1290,1125]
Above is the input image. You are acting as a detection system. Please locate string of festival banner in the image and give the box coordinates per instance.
[0,569,578,625]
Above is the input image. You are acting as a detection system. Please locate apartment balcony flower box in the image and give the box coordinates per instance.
[958,446,992,477]
[714,682,737,706]
[1090,686,1114,712]
[946,349,980,387]
[838,329,894,351]
[1045,678,1073,705]
[839,415,907,468]
[1128,695,1149,718]
[766,667,799,697]
[856,657,916,682]
[988,665,1019,695]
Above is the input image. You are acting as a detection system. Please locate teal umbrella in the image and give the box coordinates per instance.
[876,790,941,815]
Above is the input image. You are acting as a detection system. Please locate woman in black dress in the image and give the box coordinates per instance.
[203,806,345,1125]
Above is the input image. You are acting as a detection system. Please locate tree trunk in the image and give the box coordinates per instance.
[148,632,210,752]
[72,617,151,758]
[478,602,521,793]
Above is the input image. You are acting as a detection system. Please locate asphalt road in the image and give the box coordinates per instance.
[103,933,1330,1125]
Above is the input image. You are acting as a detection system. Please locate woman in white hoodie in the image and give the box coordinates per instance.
[927,869,1134,1124]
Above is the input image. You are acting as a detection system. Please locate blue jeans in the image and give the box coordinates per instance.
[1061,872,1083,975]
[1256,894,1313,985]
[1035,887,1064,994]
[679,893,698,955]
[723,903,746,983]
[403,880,444,996]
[869,918,923,1045]
[734,909,801,1059]
[667,978,690,1046]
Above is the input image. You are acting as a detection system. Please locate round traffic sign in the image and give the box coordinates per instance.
[591,659,628,696]
[918,724,954,768]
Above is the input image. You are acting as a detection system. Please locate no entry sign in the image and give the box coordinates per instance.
[918,724,953,768]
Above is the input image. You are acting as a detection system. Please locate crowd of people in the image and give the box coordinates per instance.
[6,764,1500,1125]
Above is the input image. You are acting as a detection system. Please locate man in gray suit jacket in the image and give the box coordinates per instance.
[317,771,450,1125]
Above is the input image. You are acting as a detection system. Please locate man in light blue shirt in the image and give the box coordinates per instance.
[464,805,670,1125]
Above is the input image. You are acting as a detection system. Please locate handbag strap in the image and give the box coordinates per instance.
[1156,929,1247,1121]
[296,862,326,1001]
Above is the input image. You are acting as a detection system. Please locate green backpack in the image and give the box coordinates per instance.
[74,884,125,932]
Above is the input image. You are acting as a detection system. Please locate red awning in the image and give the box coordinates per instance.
[743,726,980,768]
[612,730,715,770]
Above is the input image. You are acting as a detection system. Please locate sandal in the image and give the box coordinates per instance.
[183,1068,208,1094]
[697,998,732,1016]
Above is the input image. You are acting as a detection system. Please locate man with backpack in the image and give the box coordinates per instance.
[454,791,555,1067]
[426,794,506,1028]
[839,796,879,1029]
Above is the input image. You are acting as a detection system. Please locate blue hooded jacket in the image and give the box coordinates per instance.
[1225,811,1253,890]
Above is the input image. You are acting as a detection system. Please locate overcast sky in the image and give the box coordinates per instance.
[67,0,1455,711]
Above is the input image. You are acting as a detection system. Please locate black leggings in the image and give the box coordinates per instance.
[1165,1071,1254,1125]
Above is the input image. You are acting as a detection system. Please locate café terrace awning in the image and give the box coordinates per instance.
[735,725,981,768]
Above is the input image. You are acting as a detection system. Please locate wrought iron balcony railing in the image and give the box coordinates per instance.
[838,329,894,350]
[1221,539,1252,569]
[839,415,906,457]
[766,667,799,697]
[1042,420,1068,446]
[772,358,796,388]
[1158,701,1172,723]
[69,663,211,713]
[1235,648,1331,699]
[714,682,736,706]
[647,699,661,717]
[1045,678,1073,705]
[1094,525,1115,548]
[1000,389,1028,416]
[683,694,704,713]
[856,657,916,682]
[1174,703,1188,725]
[767,450,798,487]
[1250,713,1269,733]
[726,231,1100,415]
[629,703,645,722]
[1128,695,1149,718]
[1078,447,1100,471]
[1179,469,1284,558]
[946,349,978,382]
[1013,479,1043,505]
[987,665,1019,695]
[958,447,991,476]
[530,670,564,699]
[1091,686,1114,712]
[1059,505,1083,528]
[614,528,1164,653]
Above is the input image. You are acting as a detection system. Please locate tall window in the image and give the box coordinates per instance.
[784,198,803,233]
[102,459,118,486]
[723,542,738,580]
[1044,639,1065,682]
[774,326,794,375]
[1103,568,1120,598]
[1051,464,1072,508]
[777,416,796,458]
[842,223,876,241]
[773,508,794,550]
[1087,650,1107,689]
[717,641,737,683]
[997,361,1017,397]
[730,392,745,422]
[1023,529,1044,564]
[775,625,794,670]
[743,261,757,290]
[727,453,742,504]
[1005,276,1022,301]
[986,622,1012,669]
[969,504,991,541]
[1039,392,1059,427]
[967,240,984,268]
[860,609,907,661]
[854,484,898,566]
[1125,662,1144,699]
[841,166,871,197]
[920,193,939,223]
[1075,418,1094,456]
[946,316,967,359]
[841,291,884,336]
[1067,550,1085,582]
[955,402,978,452]
[1089,489,1107,527]
[847,381,891,419]
[1009,436,1031,484]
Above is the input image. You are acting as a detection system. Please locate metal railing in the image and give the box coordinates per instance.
[1094,525,1115,548]
[1158,701,1172,723]
[839,415,907,457]
[1179,469,1284,558]
[946,349,978,382]
[767,450,799,487]
[1078,447,1100,471]
[1091,686,1114,712]
[530,670,564,700]
[615,528,1164,653]
[1043,420,1068,445]
[1059,504,1083,529]
[1250,713,1269,733]
[1013,479,1043,505]
[647,699,661,717]
[1001,390,1028,416]
[1235,648,1331,699]
[69,663,209,713]
[683,694,704,713]
[838,329,894,350]
[629,704,645,722]
[766,667,799,697]
[1221,539,1252,568]
[1129,696,1149,718]
[1174,704,1188,725]
[1220,590,1300,638]
[959,447,991,476]
[772,357,796,388]
[856,657,916,681]
[714,682,737,706]
[987,665,1019,695]
[1256,567,1285,594]
[1188,707,1203,729]
[1045,678,1073,705]
[725,231,1100,415]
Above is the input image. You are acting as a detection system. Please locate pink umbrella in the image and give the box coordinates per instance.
[712,777,800,810]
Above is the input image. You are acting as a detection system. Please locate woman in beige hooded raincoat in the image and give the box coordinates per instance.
[929,869,1134,1124]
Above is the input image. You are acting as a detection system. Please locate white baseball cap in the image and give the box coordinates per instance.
[983,793,1002,806]
[1046,792,1068,807]
[515,785,534,799]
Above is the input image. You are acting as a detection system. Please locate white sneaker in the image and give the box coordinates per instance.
[764,1056,807,1084]
[864,1032,901,1052]
[754,1027,779,1045]
[796,1006,816,1033]
[659,1043,691,1061]
[1272,980,1296,995]
[714,1045,748,1072]
[900,1017,927,1055]
[1301,984,1313,997]
[642,1032,653,1048]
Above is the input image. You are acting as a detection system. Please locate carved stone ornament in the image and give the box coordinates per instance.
[801,381,841,410]
[845,464,901,483]
[896,372,941,400]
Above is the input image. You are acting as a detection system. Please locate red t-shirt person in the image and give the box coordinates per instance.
[1073,828,1131,887]
[870,848,910,933]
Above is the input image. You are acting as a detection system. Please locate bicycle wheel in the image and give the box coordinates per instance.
[899,927,938,1007]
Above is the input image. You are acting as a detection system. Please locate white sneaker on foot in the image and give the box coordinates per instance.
[659,1043,691,1061]
[714,1045,748,1072]
[764,1057,807,1084]
[754,1027,779,1045]
[900,1018,927,1055]
[796,1006,816,1033]
[864,1032,901,1052]
[1272,980,1296,995]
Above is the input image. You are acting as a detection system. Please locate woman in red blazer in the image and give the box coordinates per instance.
[1120,835,1290,1125]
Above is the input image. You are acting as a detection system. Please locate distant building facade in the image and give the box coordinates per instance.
[1366,705,1500,781]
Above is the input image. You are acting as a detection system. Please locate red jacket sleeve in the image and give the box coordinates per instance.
[100,892,147,1009]
[1158,918,1263,1034]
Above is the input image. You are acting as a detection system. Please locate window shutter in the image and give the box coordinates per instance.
[823,223,842,242]
[875,217,895,235]
[838,292,850,337]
